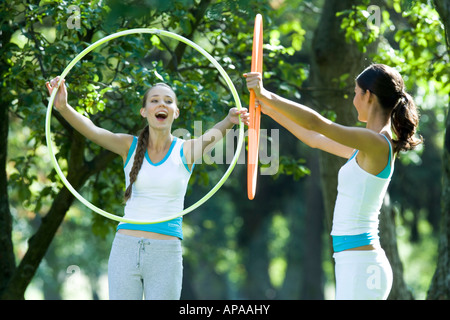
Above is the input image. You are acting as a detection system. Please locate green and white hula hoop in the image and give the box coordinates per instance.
[45,28,244,224]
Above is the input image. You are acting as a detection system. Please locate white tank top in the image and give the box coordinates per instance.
[120,136,193,224]
[331,137,394,236]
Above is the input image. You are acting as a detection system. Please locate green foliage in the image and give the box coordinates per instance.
[4,0,270,221]
[3,0,447,299]
[4,0,300,298]
[270,156,310,181]
[338,5,381,52]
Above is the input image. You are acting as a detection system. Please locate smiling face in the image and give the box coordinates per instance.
[140,84,179,129]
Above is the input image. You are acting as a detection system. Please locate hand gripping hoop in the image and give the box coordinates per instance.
[45,28,244,224]
[247,14,263,200]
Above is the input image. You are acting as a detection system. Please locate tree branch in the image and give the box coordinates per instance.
[166,0,213,72]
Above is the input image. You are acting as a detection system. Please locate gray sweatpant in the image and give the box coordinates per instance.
[108,232,183,300]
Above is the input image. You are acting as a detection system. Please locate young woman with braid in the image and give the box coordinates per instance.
[46,77,249,300]
[245,64,422,299]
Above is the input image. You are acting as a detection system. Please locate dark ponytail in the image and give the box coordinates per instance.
[391,90,422,153]
[356,64,423,154]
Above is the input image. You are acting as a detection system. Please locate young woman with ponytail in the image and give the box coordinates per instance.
[46,78,248,300]
[245,64,422,300]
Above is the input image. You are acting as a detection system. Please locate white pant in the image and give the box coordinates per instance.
[333,249,393,300]
[108,232,183,300]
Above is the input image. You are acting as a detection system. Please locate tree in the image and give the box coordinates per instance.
[1,0,276,300]
[0,19,16,295]
[2,0,446,300]
[428,0,450,300]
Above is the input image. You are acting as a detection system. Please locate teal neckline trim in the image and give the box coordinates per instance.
[124,136,178,168]
[180,142,195,173]
[123,136,138,168]
[345,135,393,179]
[145,137,177,166]
[376,135,393,179]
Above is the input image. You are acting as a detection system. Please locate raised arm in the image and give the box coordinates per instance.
[183,107,249,168]
[244,72,388,158]
[263,106,354,158]
[46,77,132,161]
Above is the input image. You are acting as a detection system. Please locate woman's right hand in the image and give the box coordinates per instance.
[243,72,264,98]
[46,76,68,111]
[243,72,272,116]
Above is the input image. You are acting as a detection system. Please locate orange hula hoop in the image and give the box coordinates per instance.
[247,14,263,200]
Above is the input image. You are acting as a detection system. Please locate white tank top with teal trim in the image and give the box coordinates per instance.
[331,135,394,237]
[118,136,193,237]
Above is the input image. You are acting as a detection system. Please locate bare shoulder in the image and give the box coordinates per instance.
[323,122,389,156]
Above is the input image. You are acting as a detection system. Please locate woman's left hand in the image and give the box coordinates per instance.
[228,107,249,126]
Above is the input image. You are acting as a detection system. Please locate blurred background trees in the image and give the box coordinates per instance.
[1,0,448,299]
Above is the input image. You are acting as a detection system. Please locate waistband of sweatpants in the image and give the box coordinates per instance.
[332,248,388,264]
[113,231,181,246]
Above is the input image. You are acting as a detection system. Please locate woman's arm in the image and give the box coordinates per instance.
[245,72,387,157]
[46,77,132,160]
[263,106,354,158]
[183,108,249,167]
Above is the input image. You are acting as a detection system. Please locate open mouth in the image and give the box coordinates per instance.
[155,111,168,120]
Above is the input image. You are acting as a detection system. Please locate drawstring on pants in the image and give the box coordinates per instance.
[136,239,146,269]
